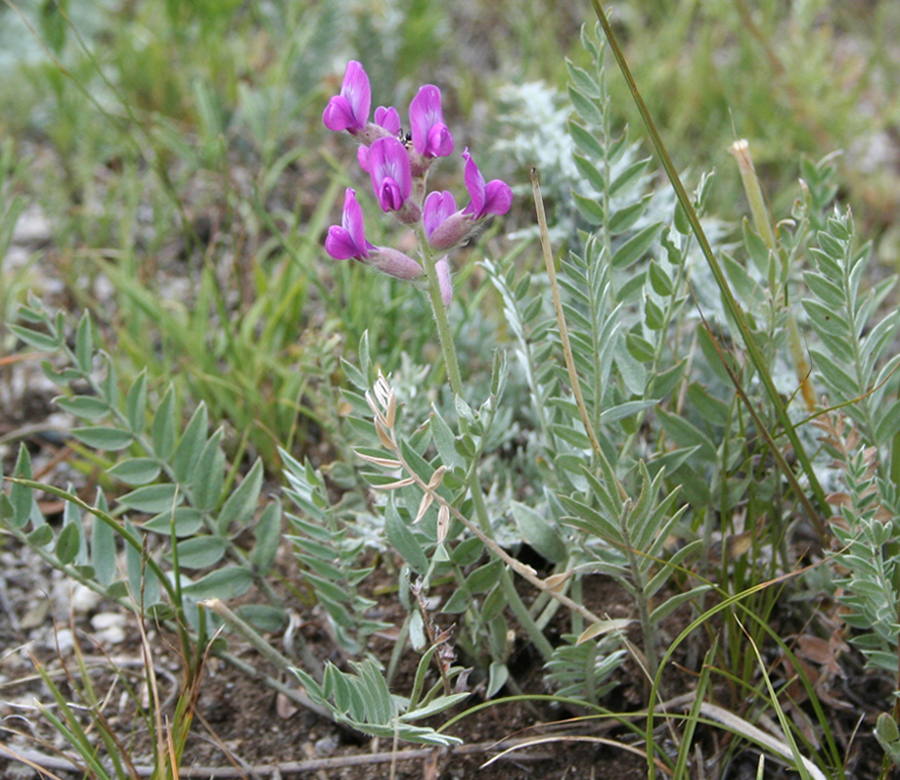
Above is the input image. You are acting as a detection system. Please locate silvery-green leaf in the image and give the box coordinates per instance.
[91,491,116,587]
[192,429,225,512]
[609,157,651,197]
[235,604,286,633]
[71,426,133,451]
[143,507,203,536]
[10,445,34,529]
[173,403,208,484]
[611,222,661,269]
[608,194,651,234]
[465,559,505,594]
[569,120,605,159]
[572,191,605,225]
[401,692,471,722]
[442,588,471,614]
[385,500,428,574]
[27,525,53,547]
[625,331,655,363]
[151,385,177,460]
[486,662,509,699]
[172,536,227,569]
[8,324,60,351]
[481,586,506,622]
[687,383,731,427]
[108,458,162,486]
[101,353,118,408]
[645,298,666,330]
[742,222,770,275]
[119,484,182,515]
[341,358,367,391]
[430,408,465,469]
[74,311,93,374]
[511,501,567,564]
[803,299,850,338]
[573,153,606,193]
[648,260,673,296]
[450,537,483,567]
[250,500,282,577]
[54,395,109,421]
[566,59,601,98]
[63,496,88,566]
[217,458,264,535]
[55,522,81,565]
[181,566,254,600]
[656,408,717,462]
[125,370,148,435]
[803,271,844,308]
[568,85,602,125]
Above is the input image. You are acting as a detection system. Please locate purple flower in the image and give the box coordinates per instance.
[409,85,453,159]
[421,151,512,250]
[323,61,371,136]
[462,148,512,219]
[369,137,412,212]
[423,191,457,239]
[325,188,374,260]
[325,188,423,281]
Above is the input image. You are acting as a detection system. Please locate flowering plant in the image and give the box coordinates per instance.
[323,60,512,307]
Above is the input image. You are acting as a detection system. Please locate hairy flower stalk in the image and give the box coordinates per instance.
[322,61,551,660]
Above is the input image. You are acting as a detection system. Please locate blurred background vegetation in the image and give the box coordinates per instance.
[2,0,898,470]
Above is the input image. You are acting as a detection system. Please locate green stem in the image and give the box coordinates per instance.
[416,232,554,661]
[416,230,465,397]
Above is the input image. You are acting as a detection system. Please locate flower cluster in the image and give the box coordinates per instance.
[323,61,512,306]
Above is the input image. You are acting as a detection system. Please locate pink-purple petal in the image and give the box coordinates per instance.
[357,145,371,173]
[325,227,357,260]
[323,61,371,133]
[410,85,449,157]
[425,123,454,157]
[322,97,357,133]
[341,60,371,130]
[324,188,369,260]
[375,106,401,134]
[369,137,411,212]
[378,179,405,211]
[423,191,457,238]
[482,180,513,216]
[462,148,486,216]
[342,188,368,251]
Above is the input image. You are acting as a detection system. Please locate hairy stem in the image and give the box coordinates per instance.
[416,233,554,661]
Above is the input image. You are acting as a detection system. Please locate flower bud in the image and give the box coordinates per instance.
[427,212,471,250]
[369,247,423,281]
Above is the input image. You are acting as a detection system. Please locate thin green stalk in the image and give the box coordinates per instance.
[415,231,554,661]
[589,1,828,534]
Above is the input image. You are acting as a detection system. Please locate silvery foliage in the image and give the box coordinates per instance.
[800,201,900,677]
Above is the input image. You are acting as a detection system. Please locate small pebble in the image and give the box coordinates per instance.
[90,612,126,644]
